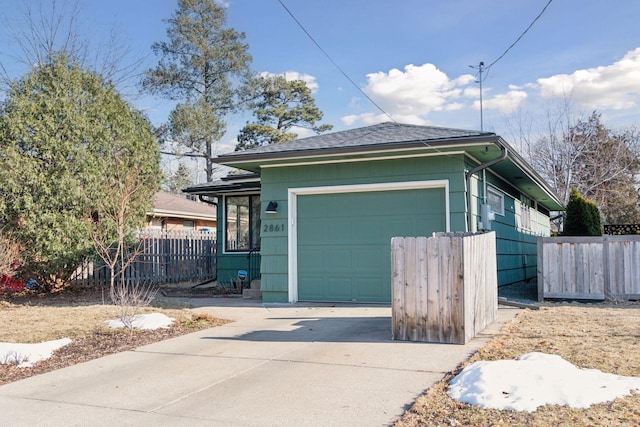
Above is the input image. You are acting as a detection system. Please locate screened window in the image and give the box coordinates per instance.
[486,186,505,216]
[225,195,261,252]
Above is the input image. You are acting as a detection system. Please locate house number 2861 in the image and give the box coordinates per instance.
[263,224,285,232]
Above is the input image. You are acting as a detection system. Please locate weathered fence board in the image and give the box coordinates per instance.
[71,230,216,287]
[537,235,640,301]
[391,232,498,344]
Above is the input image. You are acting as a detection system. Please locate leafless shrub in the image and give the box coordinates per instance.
[110,280,158,331]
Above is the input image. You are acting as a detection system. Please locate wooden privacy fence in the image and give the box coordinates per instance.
[537,235,640,301]
[391,232,498,345]
[71,230,216,287]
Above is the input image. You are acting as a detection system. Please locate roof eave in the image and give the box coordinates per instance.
[148,209,217,221]
[498,137,564,210]
[183,182,261,196]
[216,134,500,166]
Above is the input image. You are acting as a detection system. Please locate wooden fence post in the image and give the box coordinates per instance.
[391,232,497,344]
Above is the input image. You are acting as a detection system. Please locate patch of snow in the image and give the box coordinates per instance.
[0,338,72,368]
[106,312,175,330]
[449,352,640,412]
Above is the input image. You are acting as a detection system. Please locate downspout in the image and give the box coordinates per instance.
[466,142,508,232]
[198,195,218,207]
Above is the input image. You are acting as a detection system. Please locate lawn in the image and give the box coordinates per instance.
[395,303,640,426]
[0,287,228,384]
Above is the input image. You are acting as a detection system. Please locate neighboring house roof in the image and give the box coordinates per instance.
[148,191,217,221]
[186,122,563,211]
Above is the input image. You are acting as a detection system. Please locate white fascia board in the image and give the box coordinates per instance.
[260,150,466,169]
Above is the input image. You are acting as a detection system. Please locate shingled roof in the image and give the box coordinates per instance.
[216,122,495,162]
[199,121,562,211]
[149,191,217,220]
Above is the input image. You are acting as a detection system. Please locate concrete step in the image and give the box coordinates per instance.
[250,280,261,290]
[242,288,262,299]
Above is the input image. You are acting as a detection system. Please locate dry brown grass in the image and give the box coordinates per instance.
[395,303,640,426]
[0,288,228,385]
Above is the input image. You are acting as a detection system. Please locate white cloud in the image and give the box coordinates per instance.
[476,90,528,114]
[289,125,317,139]
[342,112,390,126]
[341,63,476,126]
[537,47,640,110]
[463,87,480,98]
[444,102,465,112]
[217,137,237,155]
[259,71,319,93]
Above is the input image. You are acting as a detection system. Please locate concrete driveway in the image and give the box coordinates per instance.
[0,301,519,426]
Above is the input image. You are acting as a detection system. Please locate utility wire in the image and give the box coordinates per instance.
[277,0,396,122]
[471,0,554,130]
[482,0,554,80]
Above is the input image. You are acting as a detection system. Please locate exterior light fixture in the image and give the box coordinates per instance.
[265,201,278,213]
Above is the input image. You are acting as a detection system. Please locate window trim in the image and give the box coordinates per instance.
[486,186,505,216]
[223,193,261,253]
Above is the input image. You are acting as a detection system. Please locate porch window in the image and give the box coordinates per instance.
[225,195,261,252]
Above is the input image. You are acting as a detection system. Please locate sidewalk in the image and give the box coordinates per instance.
[0,303,520,426]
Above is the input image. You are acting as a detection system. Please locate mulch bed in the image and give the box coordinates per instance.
[0,319,227,385]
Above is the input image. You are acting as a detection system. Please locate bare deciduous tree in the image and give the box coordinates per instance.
[0,0,145,92]
[514,105,640,224]
[88,121,160,327]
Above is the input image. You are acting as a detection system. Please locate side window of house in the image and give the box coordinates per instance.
[225,195,261,252]
[183,220,195,231]
[520,195,532,231]
[486,186,504,216]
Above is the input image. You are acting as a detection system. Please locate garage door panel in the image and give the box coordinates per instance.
[326,221,353,243]
[353,219,385,243]
[300,219,327,243]
[297,188,446,302]
[351,246,382,271]
[299,276,353,301]
[324,277,352,300]
[353,276,388,301]
[298,277,325,300]
[299,196,328,218]
[298,248,325,272]
[324,249,352,272]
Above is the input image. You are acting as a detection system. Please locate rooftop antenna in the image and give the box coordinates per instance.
[469,61,485,131]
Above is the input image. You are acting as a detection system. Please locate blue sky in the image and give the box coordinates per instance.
[1,0,639,178]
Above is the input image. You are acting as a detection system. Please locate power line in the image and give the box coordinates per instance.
[277,0,396,122]
[471,0,554,130]
[484,0,554,77]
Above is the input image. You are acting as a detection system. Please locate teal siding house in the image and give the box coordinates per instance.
[184,122,563,304]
